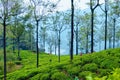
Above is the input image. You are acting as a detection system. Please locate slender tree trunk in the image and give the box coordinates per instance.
[99,40,101,51]
[86,31,89,53]
[3,18,6,80]
[36,20,39,68]
[30,31,33,50]
[113,19,116,48]
[70,0,74,61]
[105,10,107,50]
[12,38,15,53]
[58,31,60,62]
[109,37,110,48]
[76,26,78,55]
[55,31,57,55]
[55,40,57,55]
[29,30,32,50]
[17,37,21,60]
[91,9,94,53]
[43,34,45,52]
[50,45,52,54]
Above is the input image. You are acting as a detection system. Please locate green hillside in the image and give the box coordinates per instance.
[0,48,120,80]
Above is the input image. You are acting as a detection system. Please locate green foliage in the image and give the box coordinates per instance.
[0,48,120,80]
[94,68,120,80]
[30,73,42,80]
[79,71,93,80]
[51,72,70,80]
[6,53,17,61]
[82,63,98,72]
[67,66,80,76]
[40,73,50,80]
[100,57,119,69]
[97,69,111,77]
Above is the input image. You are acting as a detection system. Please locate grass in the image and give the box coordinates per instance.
[0,48,120,80]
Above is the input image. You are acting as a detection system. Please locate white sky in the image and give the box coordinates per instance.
[57,0,105,11]
[24,0,105,11]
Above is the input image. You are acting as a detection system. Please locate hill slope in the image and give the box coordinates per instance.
[0,48,120,80]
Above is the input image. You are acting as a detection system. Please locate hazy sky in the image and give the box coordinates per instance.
[57,0,105,11]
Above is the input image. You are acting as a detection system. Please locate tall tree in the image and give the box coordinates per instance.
[0,0,10,79]
[30,0,60,67]
[46,33,55,54]
[90,0,99,53]
[0,0,20,79]
[70,0,74,61]
[82,13,91,53]
[74,10,81,55]
[99,0,109,50]
[109,0,120,48]
[49,11,68,62]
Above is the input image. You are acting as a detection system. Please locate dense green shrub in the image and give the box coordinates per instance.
[97,69,111,77]
[67,66,80,76]
[94,68,120,80]
[82,63,98,72]
[30,73,42,80]
[0,48,120,80]
[55,63,65,70]
[73,60,82,66]
[80,55,92,65]
[51,72,70,80]
[79,71,93,80]
[40,73,50,80]
[100,57,119,69]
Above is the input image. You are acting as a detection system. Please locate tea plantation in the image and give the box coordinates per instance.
[0,48,120,80]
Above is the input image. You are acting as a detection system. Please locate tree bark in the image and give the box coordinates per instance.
[3,18,6,80]
[12,38,15,53]
[58,31,60,62]
[86,30,89,53]
[70,0,74,61]
[17,37,21,60]
[91,9,94,53]
[36,20,39,68]
[55,40,57,55]
[104,10,107,50]
[76,26,78,55]
[113,19,116,48]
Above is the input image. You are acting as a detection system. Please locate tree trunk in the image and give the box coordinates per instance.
[3,18,6,80]
[109,37,112,49]
[30,32,33,50]
[55,40,57,55]
[12,38,15,53]
[91,9,94,53]
[104,10,107,50]
[113,19,116,48]
[76,26,78,55]
[70,0,74,61]
[17,37,21,60]
[86,30,89,53]
[99,40,101,51]
[29,30,32,50]
[36,20,39,68]
[58,31,60,62]
[43,34,45,52]
[50,45,52,54]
